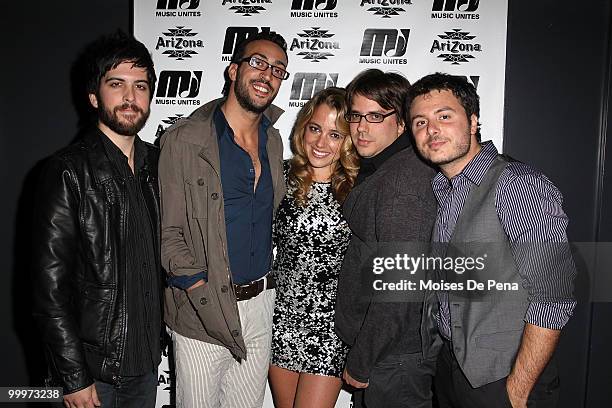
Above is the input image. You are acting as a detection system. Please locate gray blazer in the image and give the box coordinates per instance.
[335,144,438,382]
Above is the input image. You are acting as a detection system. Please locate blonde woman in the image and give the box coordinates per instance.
[269,87,359,408]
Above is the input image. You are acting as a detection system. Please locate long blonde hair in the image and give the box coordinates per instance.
[288,87,359,206]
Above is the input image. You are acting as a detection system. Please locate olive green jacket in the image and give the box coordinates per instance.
[158,98,285,358]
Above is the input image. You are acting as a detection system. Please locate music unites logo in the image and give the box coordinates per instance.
[430,29,482,65]
[290,28,339,63]
[155,0,201,17]
[358,28,410,65]
[360,0,412,18]
[290,0,338,18]
[222,0,271,16]
[221,27,275,61]
[289,73,338,107]
[431,0,480,19]
[155,71,202,106]
[156,27,204,60]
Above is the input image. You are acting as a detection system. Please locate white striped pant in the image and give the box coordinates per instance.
[172,289,275,408]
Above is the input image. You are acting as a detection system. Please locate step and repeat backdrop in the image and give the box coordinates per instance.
[133,1,508,406]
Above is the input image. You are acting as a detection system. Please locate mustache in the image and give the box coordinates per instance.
[251,79,274,91]
[356,131,371,141]
[114,103,143,114]
[427,135,445,143]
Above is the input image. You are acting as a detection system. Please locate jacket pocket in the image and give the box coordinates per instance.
[81,191,111,263]
[186,282,227,341]
[185,180,209,267]
[475,329,523,352]
[76,283,113,348]
[187,180,208,219]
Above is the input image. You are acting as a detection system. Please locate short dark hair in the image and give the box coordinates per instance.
[84,31,156,100]
[345,69,411,126]
[222,31,288,96]
[406,73,481,141]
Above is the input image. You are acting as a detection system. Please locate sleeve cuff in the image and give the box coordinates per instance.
[524,301,576,330]
[168,272,206,290]
[345,351,370,383]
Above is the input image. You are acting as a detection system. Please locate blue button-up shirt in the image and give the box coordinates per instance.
[215,107,274,285]
[168,107,275,289]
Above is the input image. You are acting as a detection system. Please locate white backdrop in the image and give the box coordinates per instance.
[133,1,508,406]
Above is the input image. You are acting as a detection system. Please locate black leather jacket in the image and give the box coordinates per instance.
[31,128,161,394]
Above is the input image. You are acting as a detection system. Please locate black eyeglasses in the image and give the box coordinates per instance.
[239,56,290,80]
[344,111,397,123]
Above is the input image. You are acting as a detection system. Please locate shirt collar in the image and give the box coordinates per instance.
[361,132,411,171]
[214,106,271,142]
[461,140,497,185]
[432,140,498,191]
[98,127,146,171]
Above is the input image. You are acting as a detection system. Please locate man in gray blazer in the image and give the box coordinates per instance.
[408,73,576,408]
[335,69,438,408]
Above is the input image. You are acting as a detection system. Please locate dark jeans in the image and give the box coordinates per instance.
[435,341,560,408]
[94,370,158,408]
[352,352,437,408]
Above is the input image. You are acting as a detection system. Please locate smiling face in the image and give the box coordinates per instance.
[410,89,480,178]
[303,103,346,181]
[88,61,151,137]
[228,39,287,114]
[349,93,405,159]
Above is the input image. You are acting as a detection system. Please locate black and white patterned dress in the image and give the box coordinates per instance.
[271,177,351,377]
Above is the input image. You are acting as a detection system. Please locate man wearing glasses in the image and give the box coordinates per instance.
[335,69,439,408]
[158,32,289,407]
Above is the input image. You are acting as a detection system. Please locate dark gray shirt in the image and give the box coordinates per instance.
[100,132,161,375]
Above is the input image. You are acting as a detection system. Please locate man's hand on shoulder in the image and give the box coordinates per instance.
[343,368,368,389]
[63,383,100,408]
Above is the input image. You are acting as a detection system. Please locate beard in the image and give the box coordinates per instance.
[97,98,150,137]
[233,70,275,114]
[430,137,471,166]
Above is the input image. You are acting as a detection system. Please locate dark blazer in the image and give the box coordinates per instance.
[31,128,161,393]
[335,144,437,382]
